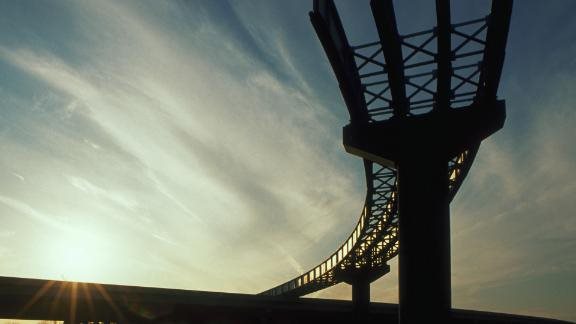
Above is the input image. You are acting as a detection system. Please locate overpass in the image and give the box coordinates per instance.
[1,1,565,323]
[261,1,513,323]
[0,276,571,324]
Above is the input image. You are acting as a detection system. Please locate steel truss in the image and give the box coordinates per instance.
[260,0,511,297]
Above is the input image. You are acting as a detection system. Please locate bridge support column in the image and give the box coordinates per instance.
[335,264,389,323]
[343,102,505,324]
[398,154,450,324]
[352,278,370,321]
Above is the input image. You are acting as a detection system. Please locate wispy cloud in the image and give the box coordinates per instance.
[0,195,70,232]
[0,1,573,322]
[0,0,362,294]
[449,67,576,318]
[65,174,139,211]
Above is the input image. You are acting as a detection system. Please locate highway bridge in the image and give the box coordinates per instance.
[261,0,513,323]
[2,1,565,324]
[0,276,572,324]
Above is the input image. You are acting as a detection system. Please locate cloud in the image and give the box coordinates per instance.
[449,67,576,320]
[2,2,572,321]
[0,230,15,238]
[10,172,25,182]
[65,174,139,211]
[0,0,364,294]
[0,195,67,231]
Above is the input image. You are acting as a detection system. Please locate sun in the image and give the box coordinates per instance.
[40,229,111,283]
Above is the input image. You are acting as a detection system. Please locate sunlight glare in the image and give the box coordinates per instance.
[40,229,111,283]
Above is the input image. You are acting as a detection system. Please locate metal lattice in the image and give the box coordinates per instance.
[260,0,511,297]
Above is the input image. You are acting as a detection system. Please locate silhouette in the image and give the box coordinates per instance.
[1,1,572,323]
[262,0,512,323]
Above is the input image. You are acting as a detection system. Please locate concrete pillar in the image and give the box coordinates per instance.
[398,154,451,324]
[352,278,370,321]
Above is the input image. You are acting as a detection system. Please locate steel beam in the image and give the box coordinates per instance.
[310,0,369,123]
[435,0,452,111]
[479,0,513,101]
[370,0,409,117]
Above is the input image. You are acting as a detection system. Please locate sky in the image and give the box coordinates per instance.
[0,0,574,322]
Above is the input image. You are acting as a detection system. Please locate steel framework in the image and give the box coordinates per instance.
[0,1,513,323]
[260,3,512,321]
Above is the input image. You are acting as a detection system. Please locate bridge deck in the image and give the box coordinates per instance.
[0,276,569,324]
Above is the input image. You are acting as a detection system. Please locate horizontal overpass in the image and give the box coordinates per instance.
[0,276,570,324]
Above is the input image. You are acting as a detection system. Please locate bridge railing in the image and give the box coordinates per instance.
[264,201,370,296]
[261,146,474,297]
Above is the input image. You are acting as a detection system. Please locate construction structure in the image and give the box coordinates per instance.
[261,1,512,323]
[4,1,567,324]
[0,276,570,324]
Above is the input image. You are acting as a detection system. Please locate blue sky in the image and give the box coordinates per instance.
[0,0,574,322]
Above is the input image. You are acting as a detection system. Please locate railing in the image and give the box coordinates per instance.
[351,14,490,122]
[260,147,473,297]
[260,162,396,296]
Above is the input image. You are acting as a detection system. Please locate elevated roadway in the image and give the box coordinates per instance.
[0,276,570,324]
[262,1,513,323]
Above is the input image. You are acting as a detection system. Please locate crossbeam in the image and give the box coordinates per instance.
[371,0,409,117]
